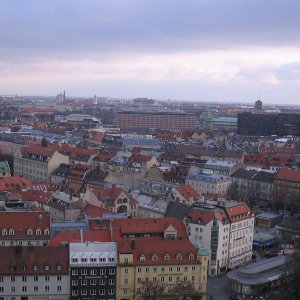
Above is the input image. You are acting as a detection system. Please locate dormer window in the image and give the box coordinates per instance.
[81,258,87,263]
[44,264,50,271]
[56,264,62,271]
[189,253,194,260]
[9,229,14,236]
[22,265,27,271]
[176,253,182,261]
[44,229,49,235]
[164,254,170,261]
[140,254,146,262]
[33,265,38,271]
[2,229,7,236]
[27,229,33,236]
[36,229,41,235]
[72,258,78,263]
[152,254,158,261]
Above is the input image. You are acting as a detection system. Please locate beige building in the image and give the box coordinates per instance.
[112,218,208,300]
[14,145,69,183]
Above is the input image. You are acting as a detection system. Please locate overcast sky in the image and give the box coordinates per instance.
[1,0,300,104]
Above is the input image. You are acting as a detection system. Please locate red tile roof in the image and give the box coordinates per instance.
[275,168,300,183]
[0,176,33,192]
[0,246,68,275]
[20,190,53,205]
[224,203,253,223]
[187,208,229,225]
[175,186,200,201]
[49,230,111,246]
[94,151,115,162]
[0,211,50,239]
[79,204,111,219]
[112,217,188,241]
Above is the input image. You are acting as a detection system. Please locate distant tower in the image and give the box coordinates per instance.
[255,99,262,110]
[63,91,66,104]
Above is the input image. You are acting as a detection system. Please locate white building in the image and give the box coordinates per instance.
[185,200,254,275]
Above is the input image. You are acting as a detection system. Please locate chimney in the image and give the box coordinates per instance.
[80,229,83,243]
[38,214,42,224]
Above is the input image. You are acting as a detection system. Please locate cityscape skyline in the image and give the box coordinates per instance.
[1,1,300,104]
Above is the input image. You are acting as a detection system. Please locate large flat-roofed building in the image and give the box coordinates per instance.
[115,111,198,130]
[238,112,300,136]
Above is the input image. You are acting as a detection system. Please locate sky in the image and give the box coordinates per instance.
[1,0,300,104]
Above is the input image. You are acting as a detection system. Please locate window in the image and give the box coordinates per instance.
[108,257,115,262]
[71,269,78,275]
[9,229,14,236]
[22,276,27,282]
[36,229,41,235]
[1,229,7,236]
[140,254,145,261]
[81,280,87,286]
[152,254,158,261]
[176,266,181,272]
[81,269,87,275]
[33,276,38,282]
[99,279,106,285]
[56,265,61,271]
[11,286,15,292]
[124,268,128,274]
[99,269,106,275]
[44,229,49,235]
[90,289,96,296]
[11,276,15,282]
[81,290,87,296]
[109,268,115,275]
[72,280,78,286]
[22,286,27,292]
[33,264,38,271]
[27,229,33,236]
[22,265,27,271]
[45,275,49,282]
[44,264,49,271]
[72,258,78,263]
[57,275,61,281]
[109,279,115,285]
[81,257,87,263]
[189,254,194,260]
[160,276,164,282]
[176,253,182,260]
[45,286,50,292]
[90,269,97,275]
[137,267,141,273]
[90,279,96,285]
[108,289,115,295]
[57,286,62,292]
[164,254,170,261]
[99,289,105,295]
[72,290,78,296]
[90,257,96,262]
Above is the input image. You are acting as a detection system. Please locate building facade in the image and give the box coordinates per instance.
[70,242,118,299]
[0,246,69,300]
[115,111,198,130]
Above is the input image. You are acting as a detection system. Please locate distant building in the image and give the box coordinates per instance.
[59,114,100,127]
[238,112,300,136]
[254,99,263,110]
[186,169,232,196]
[115,111,198,130]
[213,117,238,132]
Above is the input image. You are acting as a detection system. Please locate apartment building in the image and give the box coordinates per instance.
[186,169,232,196]
[70,242,118,299]
[115,111,198,130]
[186,203,230,275]
[14,145,69,183]
[112,217,208,300]
[0,246,69,299]
[186,200,254,275]
[0,211,51,246]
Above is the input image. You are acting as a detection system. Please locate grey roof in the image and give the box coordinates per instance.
[231,168,257,179]
[164,201,190,221]
[252,171,275,183]
[0,161,10,173]
[123,137,161,148]
[227,255,292,286]
[256,212,282,220]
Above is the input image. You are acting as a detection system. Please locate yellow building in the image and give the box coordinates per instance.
[113,218,208,300]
